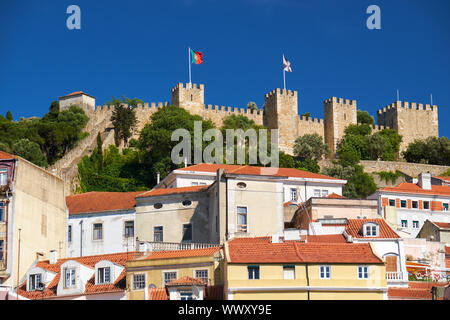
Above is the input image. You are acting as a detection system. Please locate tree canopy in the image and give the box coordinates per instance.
[402,136,450,165]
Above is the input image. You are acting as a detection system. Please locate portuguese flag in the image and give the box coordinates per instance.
[190,49,203,64]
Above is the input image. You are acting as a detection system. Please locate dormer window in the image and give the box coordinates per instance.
[0,168,7,186]
[64,267,76,288]
[97,267,111,284]
[363,222,379,237]
[28,273,42,291]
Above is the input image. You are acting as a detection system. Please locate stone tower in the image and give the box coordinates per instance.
[58,91,96,114]
[171,83,205,116]
[263,88,299,154]
[377,101,438,152]
[323,97,357,156]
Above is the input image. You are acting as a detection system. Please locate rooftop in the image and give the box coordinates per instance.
[59,91,96,99]
[166,276,206,286]
[432,222,450,230]
[226,236,383,264]
[66,191,145,215]
[138,246,222,260]
[136,185,209,198]
[0,150,14,160]
[380,182,450,197]
[177,163,344,181]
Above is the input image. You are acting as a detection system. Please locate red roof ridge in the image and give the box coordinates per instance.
[136,185,210,198]
[166,276,206,286]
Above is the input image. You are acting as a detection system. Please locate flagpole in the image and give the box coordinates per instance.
[283,54,286,90]
[188,47,192,89]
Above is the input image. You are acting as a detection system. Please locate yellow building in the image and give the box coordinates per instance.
[224,235,388,300]
[126,246,224,300]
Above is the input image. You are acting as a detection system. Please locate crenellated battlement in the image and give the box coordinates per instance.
[324,97,357,106]
[299,116,324,124]
[377,101,438,114]
[264,88,298,100]
[94,101,169,112]
[171,82,205,93]
[204,104,263,115]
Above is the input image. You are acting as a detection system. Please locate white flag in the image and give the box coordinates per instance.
[283,55,292,72]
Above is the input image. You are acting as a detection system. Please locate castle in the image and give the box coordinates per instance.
[59,83,439,156]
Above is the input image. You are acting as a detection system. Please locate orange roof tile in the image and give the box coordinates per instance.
[325,193,347,199]
[306,234,346,243]
[177,163,343,181]
[166,276,206,286]
[344,218,400,239]
[66,191,144,215]
[284,201,299,208]
[148,288,169,300]
[435,176,450,182]
[59,91,95,99]
[140,246,222,260]
[388,282,448,300]
[136,185,209,198]
[17,251,142,299]
[433,222,450,229]
[380,182,450,197]
[0,150,14,160]
[226,237,383,264]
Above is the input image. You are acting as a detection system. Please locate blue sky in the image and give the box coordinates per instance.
[1,0,449,137]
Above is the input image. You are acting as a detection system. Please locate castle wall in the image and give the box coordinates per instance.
[296,116,325,142]
[377,101,439,152]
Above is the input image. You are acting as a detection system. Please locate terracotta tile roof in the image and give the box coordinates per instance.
[66,191,144,215]
[227,237,383,264]
[325,193,347,199]
[306,234,346,243]
[139,246,222,260]
[284,201,299,208]
[136,185,209,198]
[446,246,450,269]
[435,176,450,182]
[344,218,400,239]
[388,282,448,300]
[166,276,206,286]
[433,222,450,229]
[177,163,343,181]
[17,251,142,299]
[148,288,169,300]
[59,91,95,99]
[380,182,450,197]
[0,150,14,160]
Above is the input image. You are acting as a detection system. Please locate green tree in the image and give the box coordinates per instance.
[357,110,374,125]
[293,133,330,162]
[247,101,258,112]
[110,104,138,147]
[344,123,372,137]
[374,129,402,161]
[12,139,48,167]
[6,111,13,122]
[402,136,450,165]
[301,112,311,120]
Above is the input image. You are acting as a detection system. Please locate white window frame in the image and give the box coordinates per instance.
[363,223,379,237]
[124,220,134,238]
[237,206,248,233]
[400,200,407,208]
[133,273,146,290]
[194,268,209,284]
[412,220,419,229]
[97,266,111,285]
[0,168,7,186]
[154,225,163,242]
[283,265,296,280]
[64,267,76,288]
[401,220,408,228]
[290,188,297,201]
[162,270,178,287]
[28,273,42,291]
[358,266,369,279]
[314,189,321,197]
[319,265,331,279]
[92,223,103,241]
[321,189,329,197]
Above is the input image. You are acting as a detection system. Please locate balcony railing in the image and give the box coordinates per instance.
[386,271,404,280]
[142,241,219,252]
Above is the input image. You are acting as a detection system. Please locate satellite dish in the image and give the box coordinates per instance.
[149,284,156,289]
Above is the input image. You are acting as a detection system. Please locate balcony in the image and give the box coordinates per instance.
[386,271,404,281]
[140,241,219,252]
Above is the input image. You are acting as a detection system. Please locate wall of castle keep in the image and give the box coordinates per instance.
[377,101,439,153]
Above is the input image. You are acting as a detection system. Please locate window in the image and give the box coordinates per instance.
[182,200,192,207]
[0,202,4,222]
[320,265,331,279]
[364,223,378,237]
[358,266,369,279]
[423,201,430,210]
[154,226,163,242]
[389,199,395,207]
[182,223,192,242]
[321,190,329,197]
[163,271,177,286]
[290,188,297,201]
[237,206,248,233]
[413,221,419,229]
[400,200,407,208]
[28,274,42,291]
[195,269,208,284]
[0,168,7,186]
[412,201,418,209]
[64,268,76,288]
[314,189,321,197]
[97,267,111,284]
[0,240,3,261]
[248,266,260,280]
[401,220,408,228]
[191,182,198,186]
[68,225,72,243]
[443,203,449,211]
[154,203,163,209]
[124,221,134,238]
[180,292,193,300]
[283,265,295,280]
[93,223,103,240]
[133,274,145,290]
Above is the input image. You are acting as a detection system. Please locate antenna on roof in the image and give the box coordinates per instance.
[396,89,400,102]
[430,94,433,106]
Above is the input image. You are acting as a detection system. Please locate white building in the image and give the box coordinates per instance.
[368,173,450,238]
[66,191,144,257]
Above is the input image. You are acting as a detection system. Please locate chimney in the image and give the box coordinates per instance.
[271,233,282,243]
[283,229,301,241]
[418,172,431,190]
[49,250,58,264]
